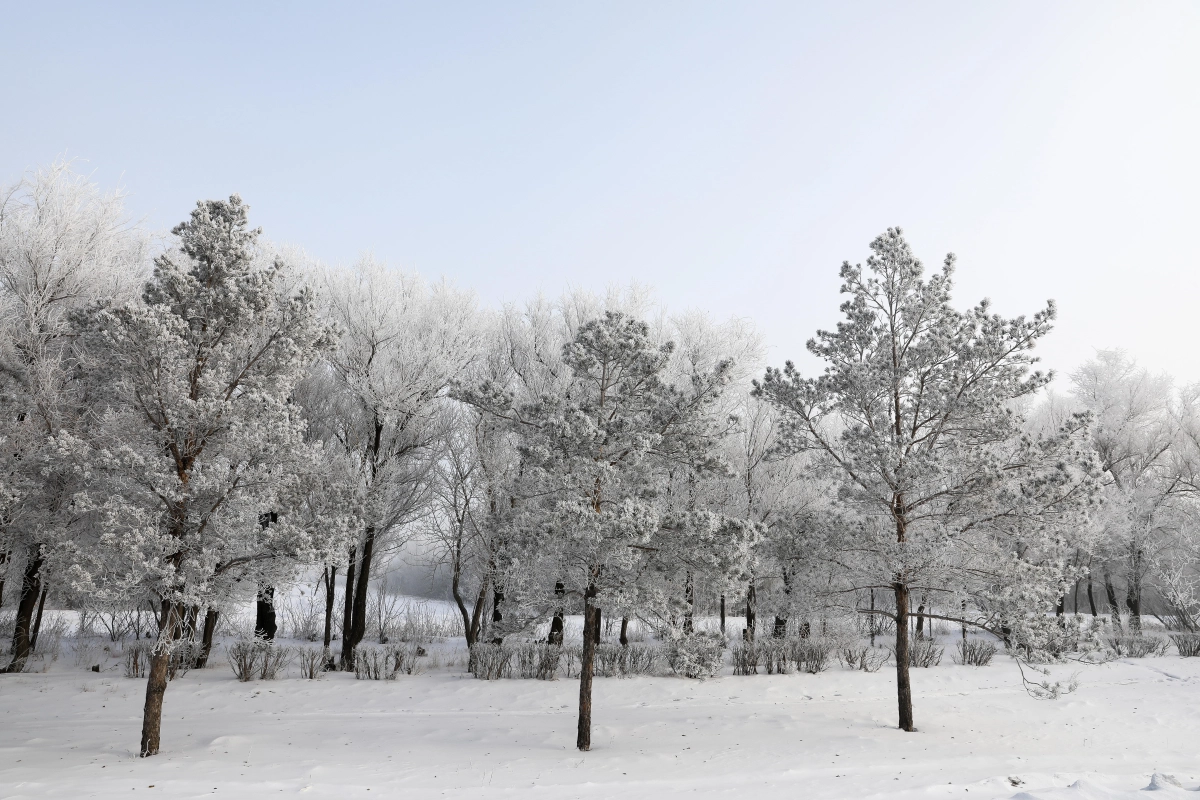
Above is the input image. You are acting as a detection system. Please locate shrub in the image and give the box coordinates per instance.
[621,643,663,676]
[731,641,760,676]
[1108,634,1170,658]
[839,645,890,672]
[666,633,724,680]
[469,642,513,680]
[1170,633,1200,657]
[892,638,943,668]
[790,638,833,674]
[385,643,423,676]
[354,646,390,680]
[953,639,997,667]
[296,646,327,679]
[124,641,153,678]
[514,642,562,680]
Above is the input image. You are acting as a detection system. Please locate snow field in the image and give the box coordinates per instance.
[2,637,1199,800]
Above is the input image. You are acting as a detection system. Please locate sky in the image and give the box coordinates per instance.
[4,1,1198,384]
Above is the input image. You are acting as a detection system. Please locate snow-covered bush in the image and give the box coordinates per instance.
[469,643,513,680]
[1169,633,1200,657]
[385,643,423,676]
[839,645,890,672]
[514,642,561,680]
[227,640,264,682]
[790,638,834,674]
[353,646,390,680]
[730,641,760,675]
[954,640,998,667]
[295,646,326,679]
[592,642,662,678]
[892,638,943,668]
[1107,633,1170,658]
[125,642,152,678]
[666,633,724,680]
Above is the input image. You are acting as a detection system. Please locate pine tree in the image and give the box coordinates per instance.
[755,229,1097,730]
[59,196,336,755]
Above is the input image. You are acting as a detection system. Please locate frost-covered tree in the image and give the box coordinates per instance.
[755,229,1098,731]
[0,161,148,671]
[316,259,479,669]
[58,196,337,756]
[1071,351,1182,631]
[459,310,756,751]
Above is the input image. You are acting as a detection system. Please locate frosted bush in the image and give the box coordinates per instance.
[953,639,998,667]
[666,633,724,680]
[839,645,890,672]
[1170,633,1200,657]
[469,642,513,680]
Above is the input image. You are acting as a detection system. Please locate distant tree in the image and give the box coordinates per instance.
[756,229,1098,730]
[1071,350,1182,631]
[59,196,337,756]
[316,259,479,670]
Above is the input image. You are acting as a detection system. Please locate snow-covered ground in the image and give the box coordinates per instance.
[2,630,1198,800]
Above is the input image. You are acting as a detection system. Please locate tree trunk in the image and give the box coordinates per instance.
[3,545,43,672]
[1104,571,1121,627]
[1087,575,1098,616]
[744,581,756,641]
[339,543,357,669]
[548,581,565,646]
[30,583,48,651]
[593,606,602,645]
[140,600,182,757]
[255,585,277,640]
[322,566,337,649]
[870,589,877,647]
[619,616,629,647]
[683,572,694,634]
[576,584,598,751]
[0,549,9,609]
[194,608,219,669]
[915,603,925,638]
[347,529,376,662]
[469,577,488,646]
[1126,549,1143,633]
[719,595,726,635]
[490,586,504,644]
[772,615,787,638]
[893,582,915,732]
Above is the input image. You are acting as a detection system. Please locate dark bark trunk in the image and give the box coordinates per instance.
[30,583,48,651]
[347,529,375,661]
[870,589,877,647]
[548,581,565,646]
[490,586,504,644]
[683,572,694,635]
[3,545,43,672]
[1055,594,1065,618]
[961,599,967,642]
[576,584,598,751]
[894,582,915,732]
[0,549,9,609]
[1126,551,1143,633]
[322,566,337,649]
[1104,571,1121,626]
[719,595,726,635]
[194,608,219,668]
[743,581,756,641]
[450,557,472,646]
[593,606,602,645]
[915,603,925,638]
[140,600,181,757]
[1087,575,1098,616]
[619,616,629,647]
[339,544,357,669]
[469,577,488,646]
[255,585,277,640]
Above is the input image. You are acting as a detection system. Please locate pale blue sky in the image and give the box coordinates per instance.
[4,2,1198,381]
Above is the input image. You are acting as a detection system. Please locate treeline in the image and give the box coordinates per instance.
[2,163,1199,755]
